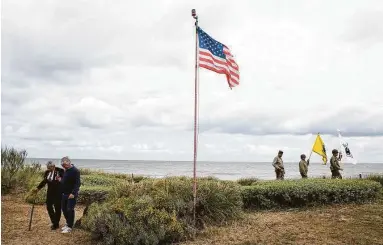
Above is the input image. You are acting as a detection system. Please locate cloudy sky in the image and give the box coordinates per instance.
[1,0,383,163]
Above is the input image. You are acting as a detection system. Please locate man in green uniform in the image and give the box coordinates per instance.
[272,150,284,180]
[330,149,343,179]
[299,154,310,178]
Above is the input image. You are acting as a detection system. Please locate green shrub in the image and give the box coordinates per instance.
[242,179,381,210]
[25,187,47,204]
[81,175,125,187]
[78,186,112,205]
[79,168,94,175]
[1,147,43,194]
[366,174,383,186]
[109,177,243,224]
[82,197,185,245]
[83,177,243,244]
[237,177,259,186]
[79,168,146,182]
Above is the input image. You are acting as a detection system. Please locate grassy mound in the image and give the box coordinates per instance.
[82,177,243,245]
[80,168,146,182]
[366,174,383,186]
[81,174,125,187]
[242,179,381,209]
[237,177,259,186]
[77,186,112,205]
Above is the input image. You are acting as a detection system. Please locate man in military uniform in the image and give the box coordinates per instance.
[330,149,343,179]
[299,154,310,178]
[272,150,284,180]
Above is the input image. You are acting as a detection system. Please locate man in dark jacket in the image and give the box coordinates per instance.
[59,156,81,233]
[33,161,64,230]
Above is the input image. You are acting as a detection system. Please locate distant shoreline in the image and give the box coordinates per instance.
[26,157,383,164]
[25,158,383,181]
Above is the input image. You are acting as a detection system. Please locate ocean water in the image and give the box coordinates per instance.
[27,158,383,180]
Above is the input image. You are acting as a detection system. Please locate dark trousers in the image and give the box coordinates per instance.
[300,172,308,178]
[46,195,61,226]
[275,169,285,180]
[61,194,77,228]
[331,170,342,179]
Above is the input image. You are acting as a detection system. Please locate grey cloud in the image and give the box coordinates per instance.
[343,10,383,45]
[22,135,73,142]
[2,31,118,85]
[1,0,194,86]
[76,117,104,129]
[198,106,383,137]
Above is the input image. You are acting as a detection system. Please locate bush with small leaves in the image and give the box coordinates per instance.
[242,179,381,210]
[83,177,243,244]
[237,177,259,186]
[1,147,42,194]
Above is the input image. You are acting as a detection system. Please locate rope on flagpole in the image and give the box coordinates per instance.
[191,8,199,229]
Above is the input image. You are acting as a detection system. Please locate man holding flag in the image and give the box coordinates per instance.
[299,154,310,178]
[330,149,343,179]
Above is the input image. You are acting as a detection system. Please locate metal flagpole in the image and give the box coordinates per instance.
[191,8,199,228]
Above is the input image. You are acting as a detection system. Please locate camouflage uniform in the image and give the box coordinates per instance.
[330,155,342,179]
[272,155,284,180]
[299,160,308,178]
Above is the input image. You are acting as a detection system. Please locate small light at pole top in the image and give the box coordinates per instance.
[191,9,197,19]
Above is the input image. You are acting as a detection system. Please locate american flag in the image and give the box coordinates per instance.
[197,27,240,88]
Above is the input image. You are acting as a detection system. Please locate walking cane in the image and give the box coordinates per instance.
[28,204,35,231]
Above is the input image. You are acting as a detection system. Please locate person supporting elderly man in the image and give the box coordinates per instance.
[58,156,81,234]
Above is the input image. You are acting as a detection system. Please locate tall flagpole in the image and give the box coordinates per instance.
[191,8,199,227]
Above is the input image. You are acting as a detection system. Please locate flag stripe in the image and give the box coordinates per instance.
[199,63,240,86]
[199,60,239,83]
[199,49,239,75]
[199,54,240,80]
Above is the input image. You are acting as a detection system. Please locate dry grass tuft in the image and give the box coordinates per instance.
[1,195,92,245]
[181,203,383,245]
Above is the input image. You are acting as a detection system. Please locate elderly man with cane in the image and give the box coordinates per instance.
[33,161,64,230]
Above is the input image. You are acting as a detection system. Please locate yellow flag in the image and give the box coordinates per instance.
[312,134,328,164]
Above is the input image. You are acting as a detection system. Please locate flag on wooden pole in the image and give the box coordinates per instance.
[311,133,328,165]
[337,130,357,165]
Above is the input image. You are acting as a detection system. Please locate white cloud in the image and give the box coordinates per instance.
[2,0,383,163]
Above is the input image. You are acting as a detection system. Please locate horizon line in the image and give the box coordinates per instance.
[26,157,383,164]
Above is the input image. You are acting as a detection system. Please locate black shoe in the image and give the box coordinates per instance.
[51,224,59,230]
